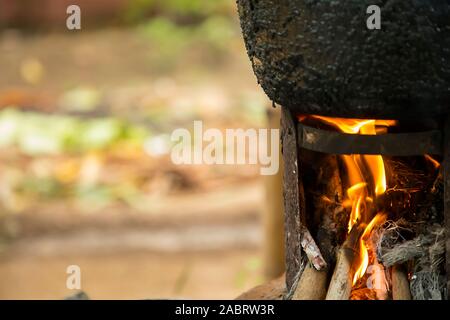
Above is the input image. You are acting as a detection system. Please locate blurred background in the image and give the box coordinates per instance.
[0,0,284,299]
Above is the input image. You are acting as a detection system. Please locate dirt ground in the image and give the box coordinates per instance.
[0,182,265,299]
[0,251,261,300]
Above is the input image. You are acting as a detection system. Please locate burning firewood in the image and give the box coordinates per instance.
[326,225,364,300]
[350,288,378,300]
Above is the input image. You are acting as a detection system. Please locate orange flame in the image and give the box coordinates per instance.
[346,182,366,232]
[310,115,389,197]
[352,213,387,285]
[302,115,396,285]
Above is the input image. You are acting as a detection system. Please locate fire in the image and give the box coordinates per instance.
[303,115,396,286]
[346,182,366,232]
[308,115,396,135]
[352,213,387,284]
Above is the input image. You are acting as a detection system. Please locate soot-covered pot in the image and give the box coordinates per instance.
[237,0,450,119]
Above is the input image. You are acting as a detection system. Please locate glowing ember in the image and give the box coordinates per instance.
[425,154,440,169]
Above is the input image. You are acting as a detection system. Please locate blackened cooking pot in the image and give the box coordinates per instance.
[237,0,450,119]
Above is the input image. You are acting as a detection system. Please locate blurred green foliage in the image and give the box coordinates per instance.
[138,15,237,68]
[125,0,233,23]
[0,108,150,155]
[19,177,67,199]
[125,0,239,69]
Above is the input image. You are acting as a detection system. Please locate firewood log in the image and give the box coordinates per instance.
[235,274,286,300]
[325,248,354,300]
[292,263,328,300]
[392,265,412,300]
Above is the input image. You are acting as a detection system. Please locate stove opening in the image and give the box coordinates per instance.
[291,114,446,300]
